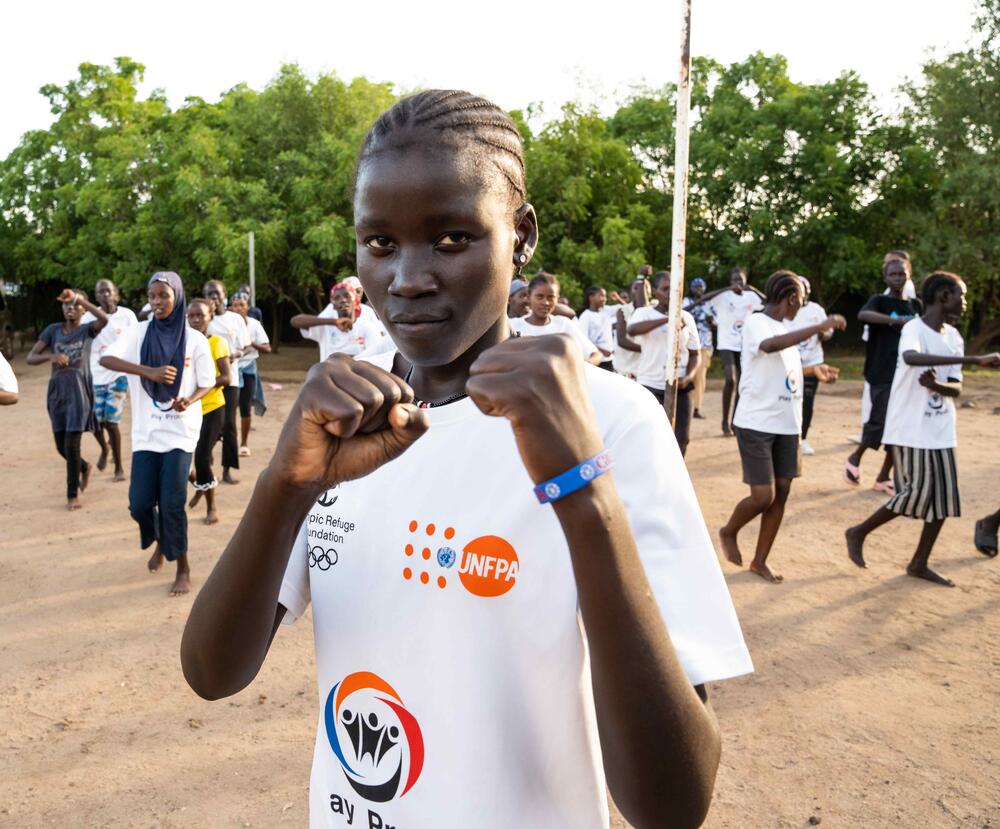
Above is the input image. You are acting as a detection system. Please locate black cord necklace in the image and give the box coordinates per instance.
[404,331,519,408]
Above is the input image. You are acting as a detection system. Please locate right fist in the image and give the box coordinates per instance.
[268,355,429,493]
[976,352,1000,368]
[823,314,847,332]
[148,365,177,384]
[51,353,70,367]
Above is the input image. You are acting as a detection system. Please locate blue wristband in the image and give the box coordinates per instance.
[533,450,615,504]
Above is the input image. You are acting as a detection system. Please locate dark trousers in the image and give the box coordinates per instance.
[238,376,254,418]
[221,385,240,470]
[194,407,225,488]
[801,375,819,439]
[128,449,192,562]
[53,430,86,499]
[673,385,693,456]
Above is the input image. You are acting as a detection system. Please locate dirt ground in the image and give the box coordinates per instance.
[2,346,999,829]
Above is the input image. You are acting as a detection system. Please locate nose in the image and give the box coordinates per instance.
[388,250,437,298]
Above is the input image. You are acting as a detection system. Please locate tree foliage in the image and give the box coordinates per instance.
[1,2,997,344]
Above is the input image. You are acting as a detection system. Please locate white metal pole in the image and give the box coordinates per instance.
[248,231,256,307]
[666,0,693,426]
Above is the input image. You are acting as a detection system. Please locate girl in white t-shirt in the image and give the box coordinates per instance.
[577,286,614,369]
[846,272,1000,587]
[0,351,17,405]
[182,90,752,829]
[508,273,602,363]
[719,271,845,583]
[231,293,271,457]
[100,272,216,596]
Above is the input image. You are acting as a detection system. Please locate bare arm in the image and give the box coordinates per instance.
[100,355,176,385]
[858,310,913,327]
[918,369,962,398]
[902,350,1000,369]
[615,309,641,352]
[759,315,846,353]
[26,339,55,366]
[677,348,700,388]
[627,315,671,337]
[0,390,17,405]
[290,314,340,330]
[467,336,721,828]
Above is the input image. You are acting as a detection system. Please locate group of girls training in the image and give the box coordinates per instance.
[25,275,270,595]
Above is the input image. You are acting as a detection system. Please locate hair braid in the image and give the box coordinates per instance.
[357,90,527,204]
[764,270,802,305]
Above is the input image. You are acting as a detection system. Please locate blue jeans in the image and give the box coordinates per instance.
[128,449,192,561]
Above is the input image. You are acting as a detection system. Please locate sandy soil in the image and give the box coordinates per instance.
[2,347,999,829]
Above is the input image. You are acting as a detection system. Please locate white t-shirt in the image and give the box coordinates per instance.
[786,301,827,367]
[238,316,271,370]
[577,309,614,356]
[278,366,752,829]
[103,322,215,453]
[709,290,763,352]
[733,312,803,436]
[881,319,964,450]
[508,315,597,359]
[611,303,641,376]
[630,307,700,390]
[208,310,251,387]
[81,307,139,386]
[306,313,386,362]
[0,352,18,393]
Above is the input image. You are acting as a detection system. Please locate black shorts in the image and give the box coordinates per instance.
[734,427,801,485]
[861,382,892,449]
[643,385,665,406]
[719,349,741,375]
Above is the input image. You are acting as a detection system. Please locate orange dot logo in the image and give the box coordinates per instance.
[458,535,519,597]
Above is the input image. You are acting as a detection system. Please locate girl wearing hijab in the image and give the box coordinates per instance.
[100,272,216,596]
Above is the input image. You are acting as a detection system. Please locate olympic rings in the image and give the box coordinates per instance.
[308,545,338,570]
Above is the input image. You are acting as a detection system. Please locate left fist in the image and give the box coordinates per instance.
[466,334,604,484]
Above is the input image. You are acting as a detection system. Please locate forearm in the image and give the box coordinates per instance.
[100,356,154,380]
[186,385,215,405]
[555,477,720,827]
[903,351,978,368]
[858,311,906,326]
[760,323,826,353]
[79,299,109,330]
[628,318,670,336]
[927,380,961,397]
[181,468,317,699]
[0,390,17,405]
[290,314,334,329]
[25,351,49,366]
[254,342,272,352]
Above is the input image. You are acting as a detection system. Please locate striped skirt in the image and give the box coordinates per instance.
[886,446,961,522]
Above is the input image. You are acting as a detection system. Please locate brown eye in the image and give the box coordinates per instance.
[435,232,471,249]
[364,236,394,250]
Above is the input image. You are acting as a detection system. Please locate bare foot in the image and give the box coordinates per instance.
[906,564,954,587]
[204,510,219,525]
[722,424,733,438]
[147,547,164,573]
[188,491,203,509]
[96,449,108,472]
[79,463,91,493]
[223,471,239,485]
[113,469,127,482]
[169,572,191,596]
[66,497,82,511]
[845,527,867,568]
[719,527,743,566]
[750,561,784,583]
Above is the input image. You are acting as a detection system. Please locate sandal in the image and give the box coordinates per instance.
[975,519,998,557]
[871,479,895,496]
[239,446,251,457]
[843,459,861,486]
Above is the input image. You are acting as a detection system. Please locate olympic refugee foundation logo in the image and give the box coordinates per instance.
[326,672,424,804]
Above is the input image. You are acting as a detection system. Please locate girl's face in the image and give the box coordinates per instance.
[187,301,211,333]
[148,282,176,320]
[654,278,671,307]
[730,272,746,292]
[95,279,119,311]
[231,297,249,317]
[62,298,83,321]
[941,280,968,317]
[354,146,537,366]
[508,288,529,318]
[589,289,607,310]
[332,288,355,318]
[884,260,909,293]
[782,283,806,320]
[529,284,558,319]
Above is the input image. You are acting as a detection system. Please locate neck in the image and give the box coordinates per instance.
[922,306,946,331]
[655,300,669,313]
[527,311,549,325]
[764,303,784,321]
[408,315,511,404]
[102,303,117,314]
[64,318,80,330]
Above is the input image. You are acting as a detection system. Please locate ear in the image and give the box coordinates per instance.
[513,203,539,265]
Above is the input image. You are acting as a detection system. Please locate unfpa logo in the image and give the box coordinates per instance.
[402,520,519,597]
[325,671,424,803]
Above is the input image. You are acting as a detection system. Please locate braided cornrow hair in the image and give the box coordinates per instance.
[763,270,803,306]
[920,271,963,308]
[356,90,527,205]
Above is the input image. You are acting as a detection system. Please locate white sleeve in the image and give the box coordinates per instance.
[568,322,598,358]
[278,519,312,623]
[236,315,252,349]
[607,389,753,685]
[0,353,18,393]
[741,314,767,357]
[251,318,270,345]
[103,323,141,362]
[191,333,217,388]
[682,312,700,351]
[897,320,922,357]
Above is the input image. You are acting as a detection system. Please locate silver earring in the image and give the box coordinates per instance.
[517,253,528,265]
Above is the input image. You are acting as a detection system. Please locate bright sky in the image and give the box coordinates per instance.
[1,0,978,156]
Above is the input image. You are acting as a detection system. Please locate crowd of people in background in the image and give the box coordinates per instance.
[2,248,999,595]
